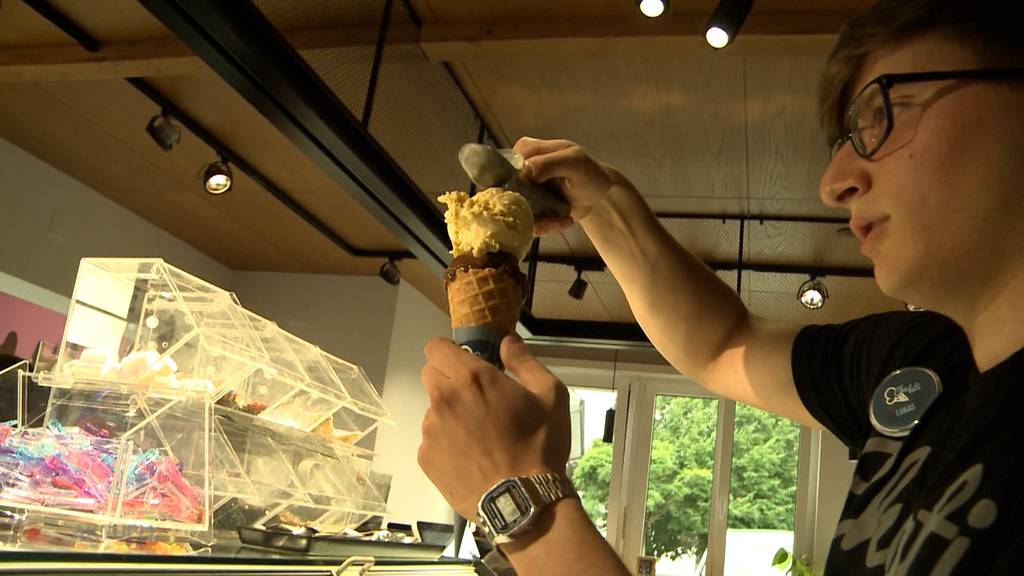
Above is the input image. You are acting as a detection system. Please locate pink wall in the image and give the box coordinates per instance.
[0,291,66,360]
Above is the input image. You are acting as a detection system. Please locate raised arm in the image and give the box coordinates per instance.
[516,137,820,427]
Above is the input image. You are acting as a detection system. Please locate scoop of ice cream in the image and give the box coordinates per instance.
[438,187,534,260]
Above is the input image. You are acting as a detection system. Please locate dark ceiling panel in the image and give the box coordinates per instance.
[366,0,477,215]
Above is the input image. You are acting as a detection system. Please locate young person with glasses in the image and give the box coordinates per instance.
[417,1,1024,573]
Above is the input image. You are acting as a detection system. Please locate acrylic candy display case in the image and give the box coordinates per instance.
[0,258,393,552]
[211,409,391,536]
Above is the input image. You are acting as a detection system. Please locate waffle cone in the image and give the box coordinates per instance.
[446,267,523,333]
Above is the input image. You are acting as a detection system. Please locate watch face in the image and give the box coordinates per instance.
[495,492,523,526]
[481,479,534,534]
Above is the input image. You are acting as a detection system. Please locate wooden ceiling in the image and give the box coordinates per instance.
[0,0,445,307]
[410,0,869,21]
[0,0,902,337]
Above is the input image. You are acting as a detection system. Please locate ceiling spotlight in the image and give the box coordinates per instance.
[568,268,588,300]
[145,111,180,152]
[798,277,828,310]
[704,0,752,50]
[201,158,233,195]
[705,26,730,49]
[379,258,401,286]
[638,0,667,18]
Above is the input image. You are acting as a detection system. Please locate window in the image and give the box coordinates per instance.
[617,373,809,576]
[566,387,617,534]
[547,363,620,537]
[642,395,719,575]
[724,403,801,575]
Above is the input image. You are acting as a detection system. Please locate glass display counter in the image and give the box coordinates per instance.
[0,258,396,556]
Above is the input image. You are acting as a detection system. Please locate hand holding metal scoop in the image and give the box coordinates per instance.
[458,143,571,220]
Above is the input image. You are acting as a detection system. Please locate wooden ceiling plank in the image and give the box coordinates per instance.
[421,13,851,42]
[444,61,511,147]
[408,0,872,23]
[744,54,832,208]
[141,75,404,250]
[15,81,319,270]
[420,16,842,62]
[464,51,748,204]
[1,8,839,81]
[0,39,204,82]
[424,34,839,64]
[0,87,287,270]
[0,25,396,83]
[32,79,409,274]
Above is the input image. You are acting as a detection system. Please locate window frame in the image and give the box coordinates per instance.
[545,357,820,575]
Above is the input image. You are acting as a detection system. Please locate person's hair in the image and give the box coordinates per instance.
[818,0,1024,144]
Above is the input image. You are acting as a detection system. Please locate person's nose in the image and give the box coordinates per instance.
[819,144,872,208]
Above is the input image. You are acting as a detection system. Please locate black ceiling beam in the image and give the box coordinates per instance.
[22,0,100,52]
[519,311,651,346]
[536,255,607,272]
[127,78,413,261]
[534,254,873,278]
[138,0,451,273]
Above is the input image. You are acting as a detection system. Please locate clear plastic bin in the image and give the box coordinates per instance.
[48,259,267,400]
[0,258,392,551]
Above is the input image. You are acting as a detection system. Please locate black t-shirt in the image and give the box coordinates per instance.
[792,310,1024,574]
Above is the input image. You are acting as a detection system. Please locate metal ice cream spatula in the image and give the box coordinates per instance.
[458,143,571,219]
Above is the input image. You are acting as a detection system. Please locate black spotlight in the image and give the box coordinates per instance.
[201,158,233,195]
[146,111,180,152]
[379,258,401,286]
[798,277,828,310]
[568,268,588,300]
[704,0,753,49]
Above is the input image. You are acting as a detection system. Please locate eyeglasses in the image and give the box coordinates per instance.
[831,68,1024,160]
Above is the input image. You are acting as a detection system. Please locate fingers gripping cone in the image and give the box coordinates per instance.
[446,266,523,367]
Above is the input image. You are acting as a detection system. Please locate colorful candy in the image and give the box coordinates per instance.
[0,423,203,524]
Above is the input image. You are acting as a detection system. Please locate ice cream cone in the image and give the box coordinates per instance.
[437,188,533,366]
[444,253,526,366]
[447,266,524,333]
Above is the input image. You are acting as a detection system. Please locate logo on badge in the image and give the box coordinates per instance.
[870,368,942,438]
[884,387,911,405]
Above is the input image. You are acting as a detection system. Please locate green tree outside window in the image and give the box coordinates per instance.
[572,397,800,561]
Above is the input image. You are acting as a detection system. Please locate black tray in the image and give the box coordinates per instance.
[237,526,446,560]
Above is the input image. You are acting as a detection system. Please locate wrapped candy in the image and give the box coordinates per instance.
[0,423,203,523]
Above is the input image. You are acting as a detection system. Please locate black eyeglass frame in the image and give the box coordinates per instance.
[832,67,1024,159]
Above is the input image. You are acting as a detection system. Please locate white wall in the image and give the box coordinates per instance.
[0,137,232,297]
[814,431,856,570]
[373,280,454,524]
[231,271,398,390]
[0,270,68,314]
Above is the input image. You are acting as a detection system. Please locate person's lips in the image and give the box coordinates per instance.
[850,215,889,253]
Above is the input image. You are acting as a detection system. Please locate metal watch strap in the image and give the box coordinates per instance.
[477,472,578,546]
[528,472,577,505]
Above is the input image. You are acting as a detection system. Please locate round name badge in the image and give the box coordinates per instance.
[869,367,943,437]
